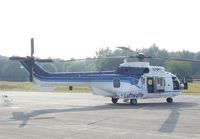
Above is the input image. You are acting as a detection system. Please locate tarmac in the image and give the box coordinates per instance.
[0,91,200,139]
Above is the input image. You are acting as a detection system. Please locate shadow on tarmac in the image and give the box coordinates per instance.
[9,101,198,133]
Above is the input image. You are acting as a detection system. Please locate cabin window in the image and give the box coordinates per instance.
[155,77,165,92]
[157,78,163,86]
[147,79,153,85]
[124,68,129,73]
[113,78,120,88]
[147,77,165,93]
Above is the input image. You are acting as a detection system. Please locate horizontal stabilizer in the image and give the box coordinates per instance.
[32,84,56,92]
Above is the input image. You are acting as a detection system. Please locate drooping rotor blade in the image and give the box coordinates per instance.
[31,38,34,57]
[57,58,92,62]
[145,56,200,63]
[57,56,130,62]
[35,58,53,62]
[162,57,200,63]
[10,56,53,62]
[117,46,134,52]
[9,56,28,61]
[56,55,157,63]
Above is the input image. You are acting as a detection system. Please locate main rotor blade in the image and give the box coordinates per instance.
[149,57,200,63]
[57,56,130,62]
[35,58,53,62]
[9,56,27,61]
[165,57,200,62]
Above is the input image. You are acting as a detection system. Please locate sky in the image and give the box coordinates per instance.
[0,0,200,60]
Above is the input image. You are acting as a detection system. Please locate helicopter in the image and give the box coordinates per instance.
[9,38,200,105]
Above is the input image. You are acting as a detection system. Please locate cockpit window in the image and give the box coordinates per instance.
[172,76,179,90]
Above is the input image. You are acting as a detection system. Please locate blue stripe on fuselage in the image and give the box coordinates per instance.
[20,61,142,83]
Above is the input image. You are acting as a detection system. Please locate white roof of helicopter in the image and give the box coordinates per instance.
[120,61,165,74]
[120,62,149,67]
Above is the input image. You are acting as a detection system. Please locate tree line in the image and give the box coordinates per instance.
[0,44,200,81]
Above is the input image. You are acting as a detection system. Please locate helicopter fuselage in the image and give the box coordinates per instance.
[20,61,184,102]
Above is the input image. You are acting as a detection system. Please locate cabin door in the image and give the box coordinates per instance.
[147,77,154,93]
[147,77,165,93]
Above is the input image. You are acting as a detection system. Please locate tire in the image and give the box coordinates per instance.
[166,97,173,103]
[130,99,137,105]
[111,98,119,104]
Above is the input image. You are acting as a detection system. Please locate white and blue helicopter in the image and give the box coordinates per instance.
[10,38,197,105]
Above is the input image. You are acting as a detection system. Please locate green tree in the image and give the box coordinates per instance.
[165,60,192,79]
[192,51,200,75]
[0,45,200,81]
[95,47,124,71]
[1,61,28,81]
[40,63,57,72]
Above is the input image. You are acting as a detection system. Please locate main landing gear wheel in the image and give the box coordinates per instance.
[130,99,137,105]
[166,97,173,103]
[111,98,119,104]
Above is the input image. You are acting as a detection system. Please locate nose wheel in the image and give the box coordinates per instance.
[166,97,173,103]
[111,98,119,104]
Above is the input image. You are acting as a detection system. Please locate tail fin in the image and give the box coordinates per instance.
[20,60,50,77]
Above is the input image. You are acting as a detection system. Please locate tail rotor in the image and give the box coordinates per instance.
[9,38,53,82]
